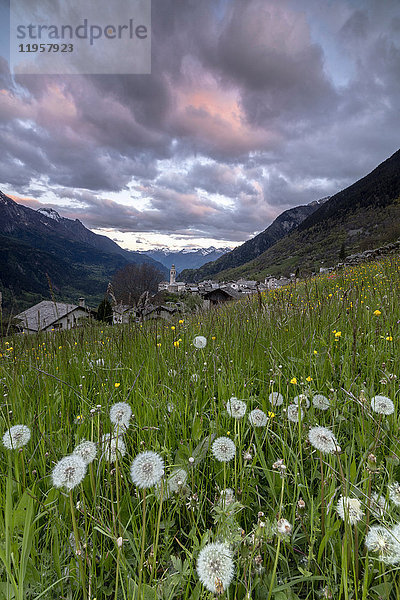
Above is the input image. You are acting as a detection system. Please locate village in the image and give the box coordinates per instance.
[12,265,297,334]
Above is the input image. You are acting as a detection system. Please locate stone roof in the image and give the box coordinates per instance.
[14,301,85,331]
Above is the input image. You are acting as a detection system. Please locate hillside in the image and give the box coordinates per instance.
[0,191,168,311]
[210,149,400,281]
[180,201,326,282]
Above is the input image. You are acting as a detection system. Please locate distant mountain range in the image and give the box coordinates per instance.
[140,247,232,273]
[180,198,329,282]
[0,191,168,310]
[182,148,400,282]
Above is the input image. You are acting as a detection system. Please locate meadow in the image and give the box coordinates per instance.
[1,256,400,600]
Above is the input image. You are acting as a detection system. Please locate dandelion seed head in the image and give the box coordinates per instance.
[101,433,126,463]
[167,468,188,494]
[293,394,310,409]
[287,404,304,423]
[248,409,268,427]
[370,493,387,518]
[193,336,207,349]
[73,440,97,465]
[365,526,400,564]
[371,395,394,415]
[336,496,364,525]
[312,394,330,410]
[269,392,284,407]
[219,488,235,509]
[226,397,246,419]
[276,518,292,536]
[109,402,132,428]
[196,542,234,594]
[2,425,31,450]
[130,451,165,489]
[308,426,338,454]
[388,482,400,506]
[211,437,236,462]
[52,454,87,491]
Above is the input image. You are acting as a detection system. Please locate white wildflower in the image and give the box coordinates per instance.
[109,402,132,428]
[371,395,394,415]
[388,482,400,506]
[287,404,304,423]
[248,409,268,427]
[226,397,247,419]
[2,425,31,449]
[196,542,234,594]
[312,394,330,410]
[308,426,338,454]
[293,394,310,409]
[101,433,126,463]
[269,392,284,407]
[365,526,400,564]
[369,492,387,518]
[130,451,165,489]
[52,455,87,491]
[193,336,207,349]
[212,437,236,462]
[276,518,292,536]
[73,440,97,465]
[337,496,364,525]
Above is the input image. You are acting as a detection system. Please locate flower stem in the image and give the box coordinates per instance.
[137,489,147,600]
[69,490,87,600]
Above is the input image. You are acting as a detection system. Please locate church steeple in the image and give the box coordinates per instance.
[170,264,176,285]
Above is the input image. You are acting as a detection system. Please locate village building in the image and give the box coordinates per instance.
[14,298,93,334]
[112,303,135,324]
[202,286,242,307]
[158,264,186,293]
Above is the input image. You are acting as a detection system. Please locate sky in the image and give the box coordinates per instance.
[1,0,400,251]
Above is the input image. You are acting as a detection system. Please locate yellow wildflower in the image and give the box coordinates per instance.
[290,377,297,384]
[114,383,120,388]
[373,310,381,316]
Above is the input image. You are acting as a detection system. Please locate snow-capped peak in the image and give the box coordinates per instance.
[37,207,62,222]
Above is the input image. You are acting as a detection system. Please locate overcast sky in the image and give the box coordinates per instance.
[1,0,399,250]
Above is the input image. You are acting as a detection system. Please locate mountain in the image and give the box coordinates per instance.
[209,149,400,281]
[0,191,168,310]
[140,246,232,273]
[180,199,328,282]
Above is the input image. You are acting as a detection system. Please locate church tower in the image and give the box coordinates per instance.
[170,264,176,285]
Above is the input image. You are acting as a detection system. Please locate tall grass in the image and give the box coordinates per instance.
[0,256,400,599]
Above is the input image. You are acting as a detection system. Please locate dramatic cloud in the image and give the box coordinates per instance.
[1,0,400,249]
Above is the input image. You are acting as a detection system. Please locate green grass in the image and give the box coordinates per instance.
[1,256,400,599]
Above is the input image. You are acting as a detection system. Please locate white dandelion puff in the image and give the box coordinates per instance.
[388,482,400,506]
[308,426,338,454]
[248,409,268,427]
[312,394,330,410]
[371,395,394,415]
[293,394,310,409]
[287,404,304,423]
[276,518,292,536]
[269,392,284,407]
[73,440,97,465]
[196,542,234,594]
[52,455,87,491]
[369,492,387,518]
[2,425,31,449]
[167,468,188,494]
[193,336,207,349]
[101,433,126,463]
[130,451,165,489]
[226,397,247,419]
[211,437,236,462]
[337,496,364,525]
[365,526,400,565]
[218,488,236,509]
[110,402,132,428]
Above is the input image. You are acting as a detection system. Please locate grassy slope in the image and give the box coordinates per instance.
[211,149,400,281]
[0,256,400,598]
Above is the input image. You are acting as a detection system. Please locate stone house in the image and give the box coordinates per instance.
[14,298,92,334]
